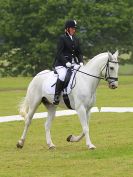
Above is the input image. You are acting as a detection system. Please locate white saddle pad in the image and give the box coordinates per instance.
[42,70,76,95]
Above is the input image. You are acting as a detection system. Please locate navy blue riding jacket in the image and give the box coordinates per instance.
[53,32,83,67]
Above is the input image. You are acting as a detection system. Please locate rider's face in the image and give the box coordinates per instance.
[68,27,76,36]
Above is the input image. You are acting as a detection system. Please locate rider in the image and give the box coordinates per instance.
[53,20,84,105]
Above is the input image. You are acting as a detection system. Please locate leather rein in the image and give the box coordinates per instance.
[75,59,119,82]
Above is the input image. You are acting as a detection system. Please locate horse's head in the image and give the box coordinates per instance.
[102,51,119,89]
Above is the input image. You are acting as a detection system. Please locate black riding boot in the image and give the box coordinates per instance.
[53,79,64,105]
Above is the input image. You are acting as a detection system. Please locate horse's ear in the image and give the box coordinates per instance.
[108,51,113,60]
[113,50,119,59]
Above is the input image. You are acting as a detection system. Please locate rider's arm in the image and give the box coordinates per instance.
[56,35,68,65]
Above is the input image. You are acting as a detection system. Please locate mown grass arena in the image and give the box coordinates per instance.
[0,76,133,177]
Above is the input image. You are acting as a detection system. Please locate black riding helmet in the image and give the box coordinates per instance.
[65,20,77,29]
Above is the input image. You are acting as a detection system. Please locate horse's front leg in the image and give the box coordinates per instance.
[45,104,56,149]
[86,109,96,149]
[77,105,96,150]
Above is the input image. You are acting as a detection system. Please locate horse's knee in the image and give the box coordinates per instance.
[83,127,89,134]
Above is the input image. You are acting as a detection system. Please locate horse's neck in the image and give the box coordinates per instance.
[84,53,108,76]
[79,53,108,91]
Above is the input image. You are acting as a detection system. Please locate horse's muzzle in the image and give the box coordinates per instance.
[108,81,118,89]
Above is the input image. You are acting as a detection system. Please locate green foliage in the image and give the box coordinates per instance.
[0,0,133,76]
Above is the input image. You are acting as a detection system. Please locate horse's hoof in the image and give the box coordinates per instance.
[66,135,72,142]
[89,144,96,150]
[16,139,24,149]
[49,146,56,150]
[16,142,23,149]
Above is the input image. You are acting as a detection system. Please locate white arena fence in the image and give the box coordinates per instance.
[0,107,133,123]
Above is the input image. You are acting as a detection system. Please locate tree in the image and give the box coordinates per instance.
[0,0,133,76]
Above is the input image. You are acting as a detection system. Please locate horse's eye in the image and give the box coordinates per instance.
[110,67,114,70]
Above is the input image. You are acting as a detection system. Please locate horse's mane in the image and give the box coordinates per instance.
[36,70,51,76]
[91,52,108,60]
[86,52,108,66]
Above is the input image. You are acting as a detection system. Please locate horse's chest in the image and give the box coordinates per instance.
[80,93,95,106]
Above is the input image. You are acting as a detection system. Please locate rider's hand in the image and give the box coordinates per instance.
[74,64,80,70]
[66,62,71,68]
[80,62,83,66]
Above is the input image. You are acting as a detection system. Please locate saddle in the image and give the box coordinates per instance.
[43,67,76,95]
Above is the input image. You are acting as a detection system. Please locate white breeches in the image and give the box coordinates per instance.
[55,63,80,82]
[55,66,67,81]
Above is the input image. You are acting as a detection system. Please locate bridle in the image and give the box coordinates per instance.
[103,59,119,83]
[74,58,119,83]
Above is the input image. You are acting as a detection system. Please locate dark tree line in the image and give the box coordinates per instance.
[0,0,133,76]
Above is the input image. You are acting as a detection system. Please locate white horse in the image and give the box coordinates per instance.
[17,51,119,150]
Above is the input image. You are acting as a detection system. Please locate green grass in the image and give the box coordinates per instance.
[96,75,133,107]
[0,77,32,90]
[0,76,133,177]
[0,77,45,115]
[119,64,133,75]
[0,113,132,177]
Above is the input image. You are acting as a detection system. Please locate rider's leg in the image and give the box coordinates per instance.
[54,79,64,104]
[54,66,67,104]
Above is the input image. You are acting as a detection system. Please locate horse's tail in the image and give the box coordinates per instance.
[19,96,29,121]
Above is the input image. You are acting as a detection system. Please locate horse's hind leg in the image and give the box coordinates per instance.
[44,104,56,149]
[67,132,85,142]
[17,101,39,148]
